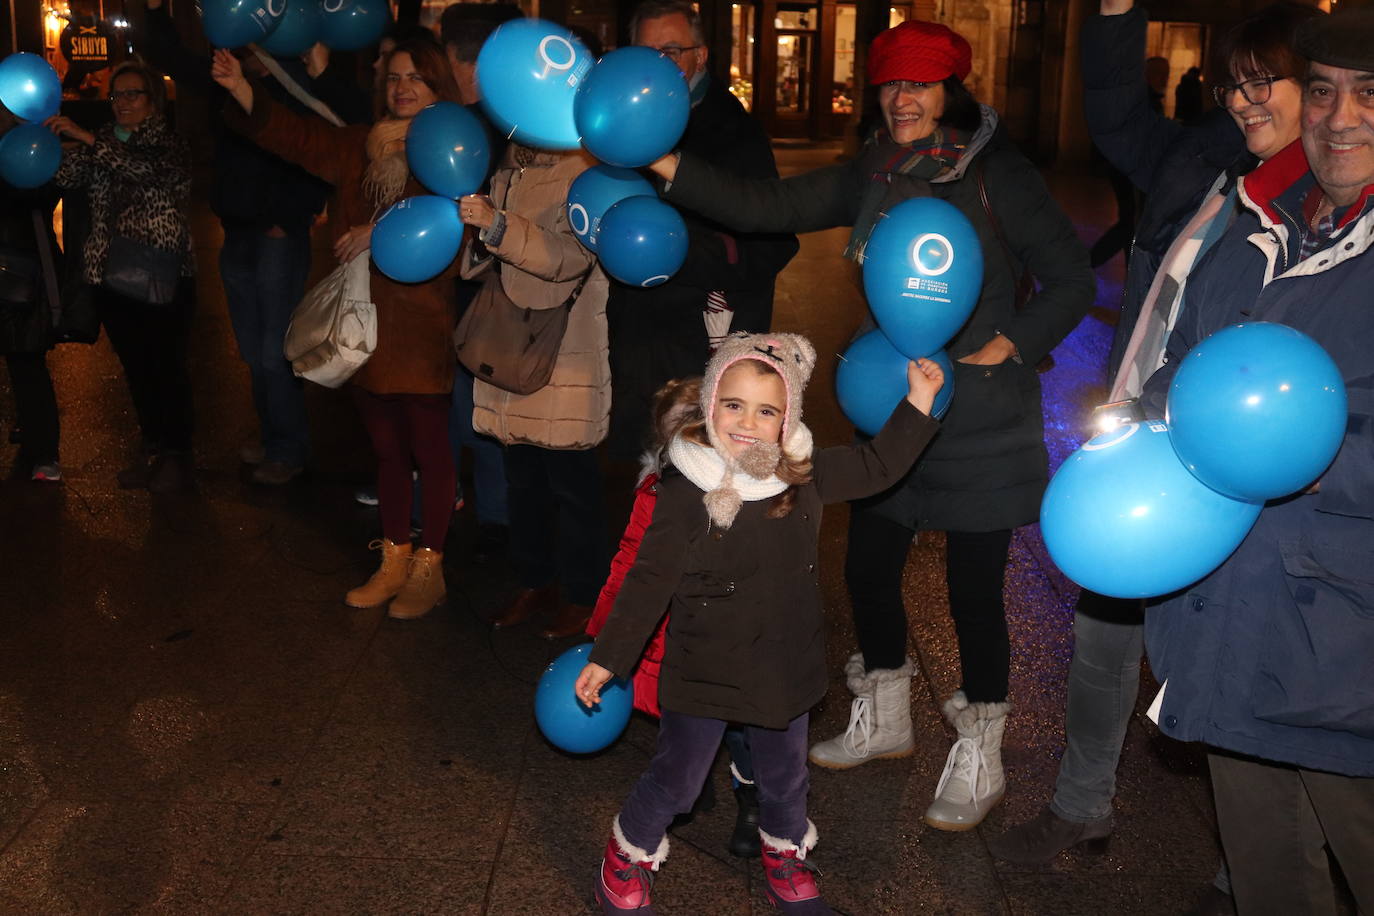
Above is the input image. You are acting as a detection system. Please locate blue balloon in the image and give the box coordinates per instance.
[1041,420,1262,599]
[371,195,461,284]
[862,197,984,360]
[0,124,62,190]
[200,0,284,49]
[258,0,323,56]
[837,329,953,436]
[0,52,62,122]
[476,19,594,151]
[319,0,389,52]
[1167,321,1347,502]
[534,643,633,754]
[566,164,655,251]
[573,47,690,168]
[406,102,491,200]
[596,195,688,288]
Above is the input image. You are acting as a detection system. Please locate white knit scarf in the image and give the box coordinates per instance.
[667,423,814,529]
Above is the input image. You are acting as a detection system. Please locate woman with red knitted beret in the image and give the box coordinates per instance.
[651,19,1093,834]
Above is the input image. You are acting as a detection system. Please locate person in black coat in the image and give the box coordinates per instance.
[605,0,799,462]
[650,20,1093,833]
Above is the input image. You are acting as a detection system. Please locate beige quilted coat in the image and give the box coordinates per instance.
[465,146,610,450]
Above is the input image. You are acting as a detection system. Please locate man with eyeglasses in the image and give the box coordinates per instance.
[605,0,799,464]
[1131,9,1374,913]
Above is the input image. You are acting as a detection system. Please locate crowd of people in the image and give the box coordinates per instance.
[2,0,1372,913]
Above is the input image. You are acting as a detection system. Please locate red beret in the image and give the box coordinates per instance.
[868,20,973,85]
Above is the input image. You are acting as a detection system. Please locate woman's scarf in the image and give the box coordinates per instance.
[666,423,813,529]
[363,119,411,209]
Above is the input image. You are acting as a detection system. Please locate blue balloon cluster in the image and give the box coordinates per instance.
[836,329,953,436]
[862,197,983,360]
[566,165,655,251]
[200,0,284,49]
[1041,421,1262,599]
[573,47,690,168]
[0,123,62,189]
[258,0,323,56]
[0,52,62,122]
[1167,322,1346,502]
[477,19,594,151]
[318,0,389,52]
[596,195,688,288]
[406,102,491,200]
[534,643,633,754]
[371,195,461,284]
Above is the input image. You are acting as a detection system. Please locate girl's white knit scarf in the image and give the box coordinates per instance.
[666,423,813,529]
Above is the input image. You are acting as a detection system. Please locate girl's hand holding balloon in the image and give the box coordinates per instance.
[44,115,93,147]
[211,50,254,113]
[574,662,613,707]
[458,194,495,230]
[333,223,373,263]
[906,358,945,416]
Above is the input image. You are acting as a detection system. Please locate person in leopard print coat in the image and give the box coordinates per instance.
[50,60,197,492]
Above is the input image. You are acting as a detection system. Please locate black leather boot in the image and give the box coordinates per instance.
[987,805,1111,865]
[727,783,761,858]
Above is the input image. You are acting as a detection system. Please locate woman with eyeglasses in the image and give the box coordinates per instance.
[46,60,197,492]
[649,19,1095,837]
[213,37,466,621]
[988,0,1323,878]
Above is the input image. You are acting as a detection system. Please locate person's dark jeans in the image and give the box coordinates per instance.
[5,351,59,466]
[220,226,311,466]
[504,443,607,606]
[96,281,195,452]
[846,508,1013,702]
[448,365,508,526]
[619,710,811,852]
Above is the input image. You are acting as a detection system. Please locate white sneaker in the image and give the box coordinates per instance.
[31,463,62,482]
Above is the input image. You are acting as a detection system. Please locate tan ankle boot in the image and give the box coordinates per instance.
[345,539,412,608]
[389,547,446,619]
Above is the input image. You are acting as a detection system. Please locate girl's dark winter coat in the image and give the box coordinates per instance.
[590,400,939,729]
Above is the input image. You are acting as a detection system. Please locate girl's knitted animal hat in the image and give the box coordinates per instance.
[693,331,817,526]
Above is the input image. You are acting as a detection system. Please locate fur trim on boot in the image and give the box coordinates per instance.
[596,816,668,914]
[809,655,916,769]
[923,690,1012,831]
[759,821,833,914]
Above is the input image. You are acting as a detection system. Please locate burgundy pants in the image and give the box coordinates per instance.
[352,388,455,550]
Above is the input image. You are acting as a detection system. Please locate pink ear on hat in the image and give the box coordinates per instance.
[868,20,973,86]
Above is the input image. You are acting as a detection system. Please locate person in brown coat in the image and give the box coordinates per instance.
[212,38,462,619]
[574,331,945,915]
[458,145,612,639]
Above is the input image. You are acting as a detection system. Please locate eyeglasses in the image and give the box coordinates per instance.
[1212,76,1283,108]
[651,44,701,62]
[108,88,149,102]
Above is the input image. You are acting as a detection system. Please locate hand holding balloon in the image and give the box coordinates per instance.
[458,194,495,230]
[574,661,613,707]
[44,116,94,147]
[906,358,946,416]
[211,50,254,114]
[333,223,373,263]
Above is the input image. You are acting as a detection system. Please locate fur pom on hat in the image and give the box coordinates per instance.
[702,330,817,461]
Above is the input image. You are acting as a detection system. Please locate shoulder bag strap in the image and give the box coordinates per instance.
[31,209,61,324]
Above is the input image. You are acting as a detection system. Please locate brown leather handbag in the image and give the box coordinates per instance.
[452,261,590,396]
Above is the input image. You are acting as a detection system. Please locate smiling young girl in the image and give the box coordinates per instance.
[575,331,944,914]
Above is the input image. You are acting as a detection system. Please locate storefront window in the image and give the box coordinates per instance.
[730,2,756,110]
[775,4,814,117]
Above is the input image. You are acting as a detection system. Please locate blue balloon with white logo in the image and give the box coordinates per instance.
[837,329,953,436]
[0,123,62,189]
[319,0,389,52]
[596,195,688,288]
[406,102,491,200]
[1166,322,1347,502]
[566,164,655,251]
[573,46,690,168]
[371,195,461,284]
[862,197,983,360]
[1041,421,1262,599]
[535,643,634,754]
[258,0,323,56]
[477,19,594,151]
[0,53,62,123]
[200,0,284,49]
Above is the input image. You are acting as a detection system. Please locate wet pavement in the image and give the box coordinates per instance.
[1,147,1229,914]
